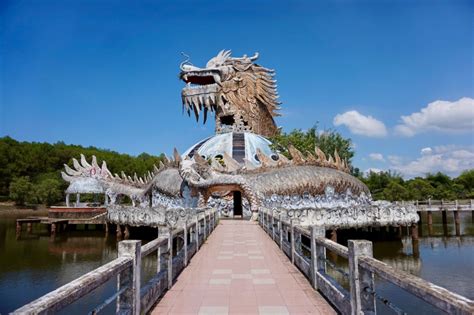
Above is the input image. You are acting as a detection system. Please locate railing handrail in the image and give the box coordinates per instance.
[259,209,474,315]
[13,257,132,314]
[12,209,219,315]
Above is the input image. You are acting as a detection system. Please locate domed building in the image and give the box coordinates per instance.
[182,132,279,217]
[183,132,278,166]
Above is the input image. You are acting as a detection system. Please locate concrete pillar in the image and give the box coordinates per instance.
[117,240,141,315]
[75,193,80,207]
[124,225,130,239]
[290,220,295,264]
[167,227,173,289]
[310,226,325,290]
[116,225,122,238]
[348,240,376,315]
[454,210,460,236]
[66,194,70,207]
[184,223,188,266]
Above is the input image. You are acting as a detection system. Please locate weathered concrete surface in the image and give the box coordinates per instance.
[152,220,335,315]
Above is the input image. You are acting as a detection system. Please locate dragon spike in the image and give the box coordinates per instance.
[173,148,182,164]
[61,171,73,182]
[114,173,121,180]
[210,158,225,172]
[163,156,170,165]
[315,146,327,163]
[121,171,127,180]
[327,155,335,168]
[80,154,91,168]
[64,164,81,176]
[159,160,166,169]
[334,149,342,170]
[101,161,112,177]
[255,149,275,168]
[72,158,82,171]
[243,158,258,171]
[277,153,291,166]
[223,152,241,172]
[139,177,145,185]
[127,175,133,183]
[305,151,318,165]
[153,164,160,174]
[193,153,208,166]
[91,155,99,169]
[133,173,139,183]
[288,145,305,165]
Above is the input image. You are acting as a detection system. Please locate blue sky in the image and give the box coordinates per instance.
[1,0,473,177]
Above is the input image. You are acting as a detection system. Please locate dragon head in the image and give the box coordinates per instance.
[180,50,281,137]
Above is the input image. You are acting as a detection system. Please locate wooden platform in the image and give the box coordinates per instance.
[153,220,335,315]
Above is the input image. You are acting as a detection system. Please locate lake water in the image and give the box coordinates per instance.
[0,212,472,314]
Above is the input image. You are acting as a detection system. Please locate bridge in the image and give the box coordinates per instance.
[13,208,474,315]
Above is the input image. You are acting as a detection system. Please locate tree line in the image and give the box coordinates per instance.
[270,127,474,201]
[1,131,473,207]
[0,136,165,206]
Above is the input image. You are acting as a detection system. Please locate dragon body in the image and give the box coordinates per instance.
[61,50,418,228]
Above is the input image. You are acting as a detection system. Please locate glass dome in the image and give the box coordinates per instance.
[182,132,278,167]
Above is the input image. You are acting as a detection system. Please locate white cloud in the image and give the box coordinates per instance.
[369,153,385,162]
[387,155,403,165]
[388,146,474,177]
[394,97,474,137]
[420,147,432,155]
[333,110,387,137]
[365,168,383,175]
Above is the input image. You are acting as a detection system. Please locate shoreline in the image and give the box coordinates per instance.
[0,203,49,218]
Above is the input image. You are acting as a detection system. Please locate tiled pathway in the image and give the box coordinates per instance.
[152,220,336,315]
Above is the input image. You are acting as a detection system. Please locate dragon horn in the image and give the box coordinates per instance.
[173,148,182,164]
[288,145,305,165]
[223,152,241,172]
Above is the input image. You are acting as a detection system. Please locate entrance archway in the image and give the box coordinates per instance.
[233,191,243,217]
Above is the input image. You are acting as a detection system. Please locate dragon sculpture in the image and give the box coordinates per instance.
[180,50,280,137]
[61,50,419,229]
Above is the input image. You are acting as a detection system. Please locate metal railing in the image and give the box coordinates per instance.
[259,209,474,315]
[13,209,219,315]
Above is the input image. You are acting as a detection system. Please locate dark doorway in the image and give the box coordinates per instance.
[233,191,243,217]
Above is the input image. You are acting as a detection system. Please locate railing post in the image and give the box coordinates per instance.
[117,240,141,315]
[310,226,325,290]
[279,215,283,250]
[195,217,200,249]
[184,223,188,266]
[271,212,275,241]
[167,227,173,289]
[290,220,295,264]
[348,240,375,315]
[203,213,207,238]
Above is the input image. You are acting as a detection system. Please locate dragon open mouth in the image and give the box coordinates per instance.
[181,70,222,123]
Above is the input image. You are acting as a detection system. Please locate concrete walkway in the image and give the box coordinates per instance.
[152,220,336,315]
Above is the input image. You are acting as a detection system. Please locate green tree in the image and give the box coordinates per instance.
[382,181,409,201]
[35,178,63,206]
[406,178,435,201]
[9,176,34,205]
[455,170,474,198]
[270,126,355,167]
